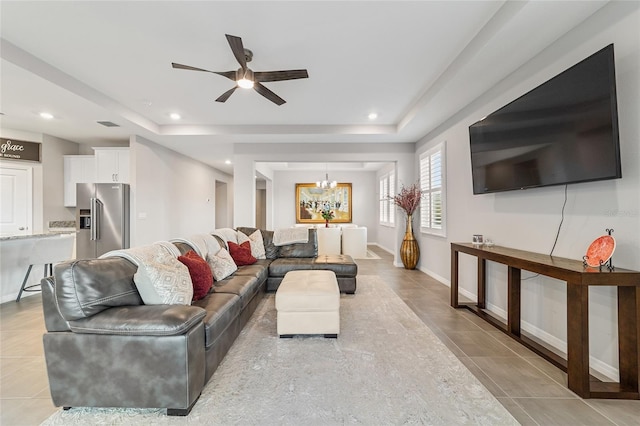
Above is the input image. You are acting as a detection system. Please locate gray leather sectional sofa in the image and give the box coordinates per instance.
[41,227,357,416]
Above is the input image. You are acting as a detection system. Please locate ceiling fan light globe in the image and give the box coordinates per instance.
[238,78,254,89]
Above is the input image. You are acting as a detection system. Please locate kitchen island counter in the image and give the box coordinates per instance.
[0,231,76,242]
[0,232,76,303]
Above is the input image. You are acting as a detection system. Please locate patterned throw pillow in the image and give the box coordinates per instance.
[133,254,193,305]
[207,248,238,280]
[228,241,257,266]
[178,250,213,301]
[238,229,266,260]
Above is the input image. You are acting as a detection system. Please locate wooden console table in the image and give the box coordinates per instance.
[450,242,640,399]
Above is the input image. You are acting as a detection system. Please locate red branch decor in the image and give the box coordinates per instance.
[391,182,423,216]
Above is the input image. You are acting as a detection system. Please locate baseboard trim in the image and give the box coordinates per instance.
[419,272,619,382]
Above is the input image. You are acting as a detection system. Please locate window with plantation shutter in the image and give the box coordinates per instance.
[379,170,395,226]
[420,142,446,236]
[388,170,395,225]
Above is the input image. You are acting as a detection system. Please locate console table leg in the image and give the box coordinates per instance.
[478,259,487,309]
[451,249,459,308]
[618,286,640,393]
[567,282,590,398]
[507,267,521,336]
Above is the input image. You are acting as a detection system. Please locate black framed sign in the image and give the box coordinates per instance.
[0,138,42,162]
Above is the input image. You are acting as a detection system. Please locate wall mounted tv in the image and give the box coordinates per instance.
[468,44,621,195]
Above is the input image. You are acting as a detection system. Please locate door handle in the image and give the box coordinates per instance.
[90,198,97,240]
[90,198,103,241]
[94,198,103,241]
[18,226,25,230]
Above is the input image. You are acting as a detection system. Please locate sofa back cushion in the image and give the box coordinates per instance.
[55,257,142,321]
[277,229,318,258]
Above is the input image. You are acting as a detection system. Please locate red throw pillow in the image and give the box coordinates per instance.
[227,241,257,266]
[178,250,213,301]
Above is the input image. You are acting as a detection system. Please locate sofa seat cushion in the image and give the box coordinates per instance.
[233,259,271,282]
[212,275,261,310]
[269,255,357,278]
[67,305,206,336]
[314,255,358,277]
[192,292,240,349]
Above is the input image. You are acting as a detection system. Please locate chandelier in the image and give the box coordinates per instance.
[316,172,337,189]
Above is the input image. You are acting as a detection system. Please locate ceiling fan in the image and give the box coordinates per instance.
[171,34,309,106]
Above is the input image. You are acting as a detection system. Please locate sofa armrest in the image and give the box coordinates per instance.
[68,305,206,336]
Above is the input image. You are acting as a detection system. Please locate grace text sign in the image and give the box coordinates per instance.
[0,138,42,162]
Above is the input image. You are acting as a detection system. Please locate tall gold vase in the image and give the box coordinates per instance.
[400,214,419,269]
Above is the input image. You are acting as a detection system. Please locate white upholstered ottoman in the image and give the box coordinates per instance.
[275,270,340,338]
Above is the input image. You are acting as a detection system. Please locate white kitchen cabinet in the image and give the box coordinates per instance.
[63,155,96,207]
[94,148,129,183]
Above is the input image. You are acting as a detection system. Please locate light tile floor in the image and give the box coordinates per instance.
[1,246,639,425]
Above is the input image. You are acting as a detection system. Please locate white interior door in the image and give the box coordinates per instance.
[0,165,32,236]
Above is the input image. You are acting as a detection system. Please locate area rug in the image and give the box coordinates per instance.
[350,249,382,260]
[42,275,518,425]
[363,249,382,260]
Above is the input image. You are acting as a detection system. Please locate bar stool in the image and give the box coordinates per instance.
[16,234,75,302]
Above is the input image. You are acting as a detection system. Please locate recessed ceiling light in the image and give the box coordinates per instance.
[170,113,181,120]
[225,160,232,165]
[40,112,54,119]
[368,112,378,120]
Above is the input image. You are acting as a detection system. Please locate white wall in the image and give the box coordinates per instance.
[233,143,415,264]
[129,135,233,245]
[376,162,398,254]
[0,129,80,233]
[415,2,640,379]
[41,134,80,226]
[272,170,376,241]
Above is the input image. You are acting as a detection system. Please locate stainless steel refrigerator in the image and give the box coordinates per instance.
[76,183,130,259]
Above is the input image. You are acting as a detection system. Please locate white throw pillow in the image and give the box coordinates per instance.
[248,230,266,259]
[207,247,238,280]
[237,231,250,245]
[133,255,193,305]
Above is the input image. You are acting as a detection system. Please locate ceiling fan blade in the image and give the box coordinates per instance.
[254,69,309,82]
[225,34,247,70]
[212,71,237,81]
[216,86,238,103]
[171,62,215,72]
[172,63,236,81]
[254,82,285,105]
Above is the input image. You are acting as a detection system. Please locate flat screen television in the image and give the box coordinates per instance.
[468,44,621,195]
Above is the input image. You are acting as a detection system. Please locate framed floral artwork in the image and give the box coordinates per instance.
[295,183,352,224]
